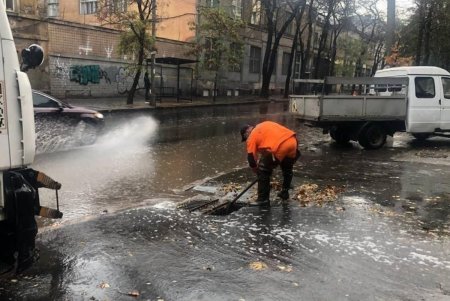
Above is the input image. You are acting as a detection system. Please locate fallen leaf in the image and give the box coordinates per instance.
[128,290,140,297]
[99,282,110,289]
[249,261,268,271]
[277,265,293,272]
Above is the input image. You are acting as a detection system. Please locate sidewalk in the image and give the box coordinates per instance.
[67,94,288,113]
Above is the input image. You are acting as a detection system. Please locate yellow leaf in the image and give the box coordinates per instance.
[249,261,268,271]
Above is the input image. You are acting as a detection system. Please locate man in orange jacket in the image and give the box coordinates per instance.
[240,121,300,206]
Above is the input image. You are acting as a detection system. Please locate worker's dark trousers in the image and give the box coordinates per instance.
[257,150,301,201]
[257,153,275,203]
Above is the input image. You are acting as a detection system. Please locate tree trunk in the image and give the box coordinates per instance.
[423,3,433,65]
[127,32,146,104]
[300,0,314,79]
[313,1,334,78]
[284,22,302,98]
[415,2,425,66]
[260,0,303,98]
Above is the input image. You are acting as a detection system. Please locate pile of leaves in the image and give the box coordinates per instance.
[293,183,345,207]
[219,182,243,194]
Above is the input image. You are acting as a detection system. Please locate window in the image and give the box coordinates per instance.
[249,46,261,74]
[294,52,301,78]
[206,0,219,7]
[415,77,435,98]
[282,52,291,75]
[80,0,98,15]
[313,32,320,48]
[106,0,126,13]
[232,0,242,19]
[32,93,60,108]
[5,0,14,11]
[229,43,242,72]
[204,37,218,70]
[250,0,261,25]
[48,0,59,17]
[442,78,450,99]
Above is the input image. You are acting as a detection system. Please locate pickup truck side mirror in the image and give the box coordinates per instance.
[20,44,44,72]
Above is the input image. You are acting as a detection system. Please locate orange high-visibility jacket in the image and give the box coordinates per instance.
[246,121,296,164]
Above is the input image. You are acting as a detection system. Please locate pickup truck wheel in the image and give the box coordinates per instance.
[330,128,350,145]
[412,133,431,141]
[359,124,386,149]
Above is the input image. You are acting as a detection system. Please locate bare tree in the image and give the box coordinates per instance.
[284,4,307,97]
[259,0,304,98]
[97,0,156,104]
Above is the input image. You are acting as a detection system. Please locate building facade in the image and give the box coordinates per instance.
[4,0,331,98]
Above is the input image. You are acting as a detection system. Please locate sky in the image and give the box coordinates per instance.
[376,0,415,19]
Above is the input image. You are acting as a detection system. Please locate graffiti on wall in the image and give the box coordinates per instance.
[54,56,71,81]
[50,58,144,95]
[69,65,112,85]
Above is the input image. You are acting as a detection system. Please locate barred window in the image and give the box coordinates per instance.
[250,0,261,25]
[80,0,98,15]
[106,0,126,13]
[206,0,219,7]
[228,43,242,72]
[5,0,14,11]
[293,52,301,78]
[249,46,261,74]
[232,0,241,19]
[48,0,59,17]
[282,52,291,75]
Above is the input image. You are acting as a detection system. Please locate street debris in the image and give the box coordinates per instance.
[127,290,140,297]
[219,182,243,194]
[98,281,110,289]
[277,265,293,272]
[293,183,345,207]
[249,261,268,271]
[415,150,448,159]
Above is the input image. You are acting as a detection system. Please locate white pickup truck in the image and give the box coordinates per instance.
[289,66,450,149]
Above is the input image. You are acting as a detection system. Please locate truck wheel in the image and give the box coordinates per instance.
[412,133,431,141]
[76,120,99,146]
[330,128,350,145]
[359,124,386,149]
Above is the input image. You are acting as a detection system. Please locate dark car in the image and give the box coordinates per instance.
[32,90,104,151]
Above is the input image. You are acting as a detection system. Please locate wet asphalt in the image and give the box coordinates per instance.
[1,103,450,300]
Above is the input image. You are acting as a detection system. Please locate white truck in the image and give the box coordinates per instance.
[1,2,62,274]
[289,66,450,149]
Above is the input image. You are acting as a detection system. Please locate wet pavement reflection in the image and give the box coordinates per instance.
[1,103,450,300]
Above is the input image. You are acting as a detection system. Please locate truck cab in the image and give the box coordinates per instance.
[375,66,450,136]
[0,2,60,275]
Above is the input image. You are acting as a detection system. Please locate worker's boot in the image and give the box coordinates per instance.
[277,189,289,200]
[253,169,271,207]
[278,161,294,201]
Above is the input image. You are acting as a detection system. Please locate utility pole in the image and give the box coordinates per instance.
[386,0,395,58]
[150,0,157,106]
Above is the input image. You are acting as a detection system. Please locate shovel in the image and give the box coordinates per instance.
[226,178,258,213]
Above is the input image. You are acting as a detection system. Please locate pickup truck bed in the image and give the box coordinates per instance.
[289,76,408,123]
[289,77,409,149]
[289,94,407,122]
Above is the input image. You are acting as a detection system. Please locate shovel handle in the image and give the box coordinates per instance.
[227,178,258,212]
[56,190,59,211]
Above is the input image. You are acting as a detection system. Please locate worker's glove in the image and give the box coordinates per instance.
[54,182,62,190]
[36,172,61,190]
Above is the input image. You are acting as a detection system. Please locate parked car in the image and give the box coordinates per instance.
[32,90,104,150]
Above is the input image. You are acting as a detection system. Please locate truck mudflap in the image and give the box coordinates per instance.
[0,170,40,274]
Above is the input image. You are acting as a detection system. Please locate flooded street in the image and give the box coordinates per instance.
[1,103,450,300]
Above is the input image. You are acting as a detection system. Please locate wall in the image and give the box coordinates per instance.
[48,55,141,98]
[46,21,194,98]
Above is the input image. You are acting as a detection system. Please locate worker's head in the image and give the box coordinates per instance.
[240,124,254,142]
